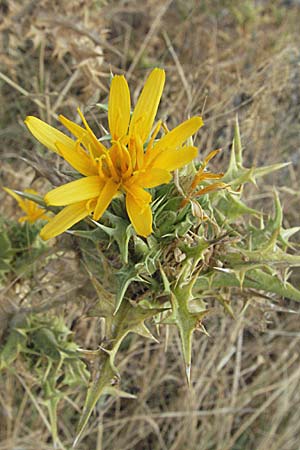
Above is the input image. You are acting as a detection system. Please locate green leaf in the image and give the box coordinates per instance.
[75,300,163,445]
[115,265,144,313]
[217,192,260,220]
[31,328,61,361]
[74,353,115,447]
[245,268,300,301]
[0,260,11,272]
[68,227,108,242]
[92,211,133,264]
[162,277,208,383]
[0,329,27,370]
[223,117,289,187]
[196,268,300,302]
[233,115,243,165]
[0,232,12,260]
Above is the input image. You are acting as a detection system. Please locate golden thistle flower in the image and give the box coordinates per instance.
[25,69,203,240]
[3,188,49,224]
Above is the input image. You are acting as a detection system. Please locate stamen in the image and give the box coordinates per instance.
[77,140,94,167]
[162,122,169,134]
[97,155,107,180]
[113,140,127,174]
[105,152,119,182]
[121,146,133,179]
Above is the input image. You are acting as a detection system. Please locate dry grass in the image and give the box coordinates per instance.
[1,0,300,449]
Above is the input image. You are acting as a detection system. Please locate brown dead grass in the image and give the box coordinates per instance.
[1,0,300,449]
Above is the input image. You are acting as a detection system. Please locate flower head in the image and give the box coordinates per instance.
[25,68,203,240]
[3,188,49,224]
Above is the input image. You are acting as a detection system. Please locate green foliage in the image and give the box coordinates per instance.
[0,314,89,446]
[2,119,299,446]
[0,226,13,277]
[0,218,48,281]
[68,118,300,444]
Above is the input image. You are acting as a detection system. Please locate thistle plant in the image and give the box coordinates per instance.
[2,68,300,446]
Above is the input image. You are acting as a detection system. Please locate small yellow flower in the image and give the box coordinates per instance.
[3,188,49,224]
[180,149,227,208]
[25,68,203,240]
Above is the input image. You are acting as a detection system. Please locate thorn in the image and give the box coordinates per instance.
[185,364,191,385]
[73,435,80,448]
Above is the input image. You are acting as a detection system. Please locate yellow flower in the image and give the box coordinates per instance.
[25,68,203,240]
[3,188,49,224]
[180,149,227,208]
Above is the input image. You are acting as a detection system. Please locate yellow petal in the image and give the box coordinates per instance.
[125,184,152,206]
[194,182,227,197]
[126,193,152,237]
[155,116,203,151]
[40,201,90,240]
[77,108,107,157]
[130,168,171,188]
[58,114,106,158]
[25,116,75,155]
[45,176,103,206]
[129,68,165,143]
[108,75,131,141]
[59,115,88,140]
[24,188,39,195]
[56,142,98,176]
[93,179,120,221]
[18,216,29,224]
[152,146,198,171]
[3,187,23,207]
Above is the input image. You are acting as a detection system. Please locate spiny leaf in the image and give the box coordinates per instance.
[195,268,300,302]
[108,301,163,374]
[280,226,300,249]
[223,117,289,187]
[68,227,108,242]
[264,189,282,235]
[234,115,243,165]
[115,265,144,313]
[162,279,208,383]
[75,300,164,445]
[84,267,115,333]
[133,235,150,259]
[74,353,115,447]
[253,162,290,179]
[0,328,27,370]
[215,294,235,318]
[224,117,241,181]
[104,386,136,399]
[31,328,61,360]
[42,380,61,448]
[91,211,133,264]
[0,231,13,260]
[217,192,260,221]
[229,163,290,188]
[240,232,300,266]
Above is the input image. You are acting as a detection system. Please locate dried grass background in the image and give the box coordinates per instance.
[1,0,300,449]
